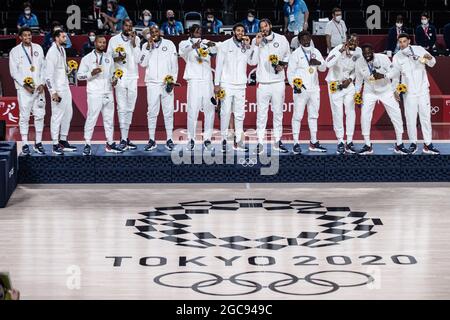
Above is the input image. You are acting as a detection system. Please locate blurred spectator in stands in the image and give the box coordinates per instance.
[415,12,437,55]
[202,9,223,35]
[100,0,129,34]
[242,9,260,34]
[444,23,450,56]
[387,15,408,55]
[82,31,97,56]
[161,10,184,36]
[17,2,39,30]
[283,0,309,36]
[0,278,20,300]
[325,7,347,53]
[43,21,73,53]
[137,10,156,28]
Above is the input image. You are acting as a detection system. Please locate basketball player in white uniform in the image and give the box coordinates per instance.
[45,29,77,155]
[107,18,140,151]
[287,31,327,155]
[179,24,218,151]
[249,19,290,154]
[139,25,178,152]
[9,27,46,155]
[214,23,252,153]
[354,44,409,155]
[392,33,440,155]
[325,34,361,154]
[77,35,123,156]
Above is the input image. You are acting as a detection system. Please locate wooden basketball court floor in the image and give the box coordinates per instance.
[1,182,450,300]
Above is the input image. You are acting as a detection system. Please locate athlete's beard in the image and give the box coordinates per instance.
[123,31,129,37]
[96,47,105,53]
[154,36,161,42]
[234,35,242,42]
[264,31,273,39]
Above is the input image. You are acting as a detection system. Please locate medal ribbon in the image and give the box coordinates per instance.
[21,43,34,69]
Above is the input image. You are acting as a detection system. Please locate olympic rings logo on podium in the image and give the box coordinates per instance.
[154,270,375,296]
[430,106,440,115]
[238,158,258,167]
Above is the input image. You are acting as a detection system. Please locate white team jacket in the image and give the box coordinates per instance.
[214,37,252,89]
[392,45,436,95]
[138,38,178,84]
[287,46,326,92]
[355,53,396,94]
[45,42,70,94]
[107,32,141,80]
[325,44,362,83]
[77,50,115,95]
[249,32,290,84]
[9,42,45,90]
[179,37,218,82]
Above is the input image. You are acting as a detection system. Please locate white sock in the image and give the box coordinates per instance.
[166,131,173,141]
[121,128,129,141]
[364,135,371,146]
[310,132,317,144]
[347,135,353,143]
[35,131,43,144]
[338,138,344,144]
[149,131,155,141]
[60,135,67,141]
[396,134,402,146]
[22,134,28,145]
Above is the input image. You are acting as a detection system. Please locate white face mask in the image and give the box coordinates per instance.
[144,15,151,22]
[89,36,96,42]
[248,16,254,22]
[207,17,214,22]
[421,19,428,25]
[24,9,31,15]
[396,22,403,28]
[96,0,102,6]
[334,15,342,22]
[145,33,151,40]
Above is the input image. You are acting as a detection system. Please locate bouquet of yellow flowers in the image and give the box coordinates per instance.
[67,60,78,72]
[164,75,177,93]
[396,83,407,95]
[354,92,363,106]
[23,76,34,87]
[269,54,280,73]
[196,47,209,63]
[114,69,124,80]
[293,78,306,94]
[329,81,341,94]
[23,77,35,91]
[215,89,226,100]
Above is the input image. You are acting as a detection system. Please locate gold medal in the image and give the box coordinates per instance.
[30,65,35,72]
[308,67,314,74]
[368,75,375,83]
[419,57,426,64]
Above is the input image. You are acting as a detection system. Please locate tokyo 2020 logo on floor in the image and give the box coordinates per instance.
[126,198,383,250]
